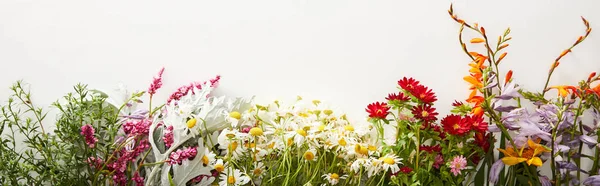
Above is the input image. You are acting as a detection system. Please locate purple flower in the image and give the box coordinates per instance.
[496,81,521,100]
[81,124,98,148]
[540,176,552,186]
[489,160,504,184]
[585,175,600,185]
[580,135,598,149]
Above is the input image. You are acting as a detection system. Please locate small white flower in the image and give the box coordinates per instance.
[351,158,370,173]
[219,168,250,186]
[379,154,403,173]
[322,173,347,185]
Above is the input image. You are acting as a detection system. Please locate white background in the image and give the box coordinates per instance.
[2,0,600,129]
[1,0,600,177]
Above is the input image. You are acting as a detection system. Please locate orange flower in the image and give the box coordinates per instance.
[464,76,483,89]
[588,83,600,97]
[470,38,485,43]
[505,70,513,84]
[497,139,550,167]
[549,85,578,97]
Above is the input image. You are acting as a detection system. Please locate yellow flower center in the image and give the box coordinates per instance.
[304,151,315,161]
[296,129,307,137]
[299,112,309,118]
[202,155,209,165]
[382,157,395,165]
[331,173,339,179]
[312,100,321,105]
[226,133,236,139]
[214,163,224,172]
[287,138,294,146]
[228,176,236,184]
[253,168,263,175]
[229,111,241,119]
[228,141,238,151]
[368,145,377,151]
[318,125,326,131]
[249,127,263,136]
[268,142,275,149]
[453,123,460,130]
[344,125,354,132]
[186,118,197,128]
[323,110,333,115]
[338,138,347,146]
[313,110,321,116]
[355,144,369,156]
[421,111,429,117]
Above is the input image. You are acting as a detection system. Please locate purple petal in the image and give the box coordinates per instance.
[583,125,594,134]
[540,176,552,186]
[555,145,570,153]
[495,106,519,112]
[584,175,600,185]
[489,160,504,185]
[580,135,598,148]
[488,125,501,133]
[485,81,498,89]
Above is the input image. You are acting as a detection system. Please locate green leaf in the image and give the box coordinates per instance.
[168,174,175,186]
[474,162,486,186]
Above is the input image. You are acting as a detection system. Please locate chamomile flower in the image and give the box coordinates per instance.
[219,168,250,186]
[351,158,370,173]
[366,157,384,177]
[303,149,318,161]
[200,148,216,165]
[213,159,225,173]
[379,154,403,173]
[322,173,347,185]
[250,162,266,178]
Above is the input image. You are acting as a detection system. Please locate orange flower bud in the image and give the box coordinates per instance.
[588,72,597,82]
[505,70,513,84]
[559,49,571,58]
[554,61,560,68]
[480,27,486,35]
[576,36,584,43]
[497,52,507,64]
[499,44,509,50]
[470,38,485,43]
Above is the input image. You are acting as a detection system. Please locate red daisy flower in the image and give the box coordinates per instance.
[441,114,471,136]
[468,115,488,133]
[366,102,390,120]
[386,92,410,102]
[432,125,446,140]
[411,104,438,122]
[398,77,420,92]
[474,132,492,153]
[410,85,438,104]
[420,144,441,154]
[399,166,413,174]
[452,100,464,107]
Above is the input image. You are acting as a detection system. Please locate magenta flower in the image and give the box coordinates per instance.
[166,75,221,104]
[122,119,152,136]
[162,125,174,148]
[449,155,467,176]
[147,67,165,95]
[433,154,444,169]
[166,146,198,165]
[81,124,98,148]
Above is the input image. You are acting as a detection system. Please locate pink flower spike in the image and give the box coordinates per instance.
[148,67,165,95]
[449,155,467,176]
[81,124,98,148]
